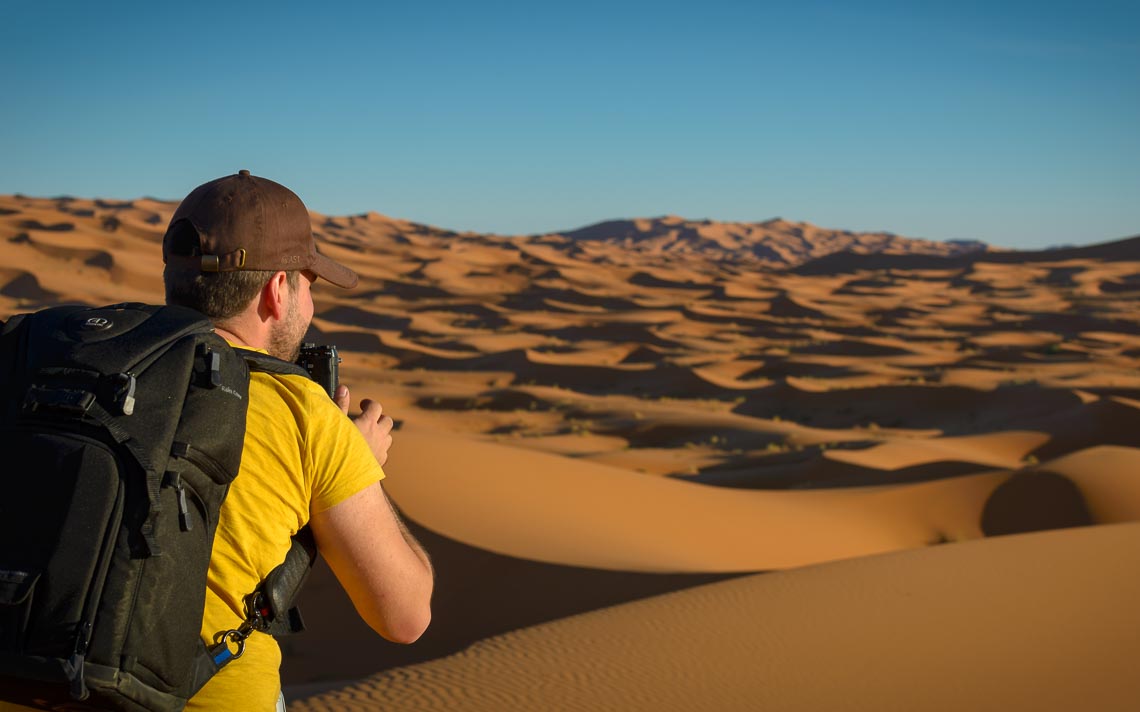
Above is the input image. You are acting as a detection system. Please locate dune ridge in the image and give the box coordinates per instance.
[558,215,989,267]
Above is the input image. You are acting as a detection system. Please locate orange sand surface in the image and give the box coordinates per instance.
[292,522,1140,712]
[2,194,1138,708]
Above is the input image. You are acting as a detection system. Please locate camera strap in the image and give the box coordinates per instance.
[205,350,322,670]
[208,527,318,668]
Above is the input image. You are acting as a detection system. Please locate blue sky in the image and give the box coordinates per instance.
[2,1,1137,248]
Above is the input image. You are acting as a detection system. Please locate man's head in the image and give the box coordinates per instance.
[163,170,358,358]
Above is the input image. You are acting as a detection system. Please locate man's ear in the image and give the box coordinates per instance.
[261,271,290,321]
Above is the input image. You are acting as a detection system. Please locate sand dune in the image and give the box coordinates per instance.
[291,522,1140,712]
[2,193,1138,708]
[557,215,987,267]
[386,425,1004,571]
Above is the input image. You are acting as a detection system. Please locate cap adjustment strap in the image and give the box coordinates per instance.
[200,248,247,272]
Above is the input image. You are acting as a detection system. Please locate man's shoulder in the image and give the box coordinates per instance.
[247,368,326,411]
[246,367,345,436]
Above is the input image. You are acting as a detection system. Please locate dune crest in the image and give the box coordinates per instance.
[556,215,988,267]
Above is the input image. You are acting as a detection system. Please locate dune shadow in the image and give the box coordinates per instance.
[980,470,1092,536]
[628,271,710,291]
[94,199,134,209]
[1,271,60,301]
[1100,274,1140,293]
[316,305,412,331]
[688,452,983,490]
[18,219,74,232]
[732,383,1081,433]
[359,281,453,300]
[303,325,384,353]
[281,519,738,694]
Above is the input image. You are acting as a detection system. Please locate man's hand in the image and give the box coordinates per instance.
[336,384,394,466]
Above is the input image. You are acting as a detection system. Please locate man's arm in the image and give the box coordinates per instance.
[309,481,433,643]
[308,387,433,644]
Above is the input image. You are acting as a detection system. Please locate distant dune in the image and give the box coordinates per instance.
[557,215,988,267]
[2,193,1137,709]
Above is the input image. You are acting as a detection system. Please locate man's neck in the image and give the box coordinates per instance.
[212,325,246,346]
[193,302,273,351]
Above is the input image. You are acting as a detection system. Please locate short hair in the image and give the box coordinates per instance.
[163,219,299,319]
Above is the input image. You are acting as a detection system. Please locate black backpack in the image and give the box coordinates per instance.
[0,303,316,711]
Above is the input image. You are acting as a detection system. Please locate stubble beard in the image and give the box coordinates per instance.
[268,295,309,362]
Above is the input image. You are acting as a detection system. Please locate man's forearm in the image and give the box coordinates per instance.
[397,515,434,578]
[383,484,435,580]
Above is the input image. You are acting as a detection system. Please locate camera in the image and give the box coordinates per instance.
[296,343,340,399]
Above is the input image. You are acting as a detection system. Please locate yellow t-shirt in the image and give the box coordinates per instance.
[185,350,384,710]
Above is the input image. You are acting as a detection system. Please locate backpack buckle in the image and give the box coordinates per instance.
[23,385,96,417]
[208,629,249,668]
[195,343,223,388]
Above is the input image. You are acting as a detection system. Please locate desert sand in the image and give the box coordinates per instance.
[291,522,1140,712]
[2,194,1138,709]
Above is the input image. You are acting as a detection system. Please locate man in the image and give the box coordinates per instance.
[163,170,433,710]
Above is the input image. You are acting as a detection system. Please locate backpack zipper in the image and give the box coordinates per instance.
[171,441,235,486]
[56,432,126,702]
[67,619,93,700]
[162,472,199,531]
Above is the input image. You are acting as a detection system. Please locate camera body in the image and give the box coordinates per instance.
[296,343,340,399]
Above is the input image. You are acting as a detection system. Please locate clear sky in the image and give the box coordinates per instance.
[2,0,1137,248]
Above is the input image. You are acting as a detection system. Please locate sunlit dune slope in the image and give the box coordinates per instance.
[292,521,1140,712]
[384,427,1135,573]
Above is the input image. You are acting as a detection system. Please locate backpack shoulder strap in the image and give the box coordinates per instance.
[240,349,311,379]
[228,349,320,637]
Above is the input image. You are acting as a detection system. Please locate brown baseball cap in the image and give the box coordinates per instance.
[163,170,358,288]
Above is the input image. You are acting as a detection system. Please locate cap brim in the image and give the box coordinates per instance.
[312,252,359,289]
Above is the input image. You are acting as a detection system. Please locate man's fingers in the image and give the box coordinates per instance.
[335,384,351,415]
[359,399,385,421]
[348,399,394,466]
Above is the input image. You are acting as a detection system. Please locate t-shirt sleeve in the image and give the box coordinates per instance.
[303,383,386,513]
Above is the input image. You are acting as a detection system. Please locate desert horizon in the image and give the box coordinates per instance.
[2,192,1138,710]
